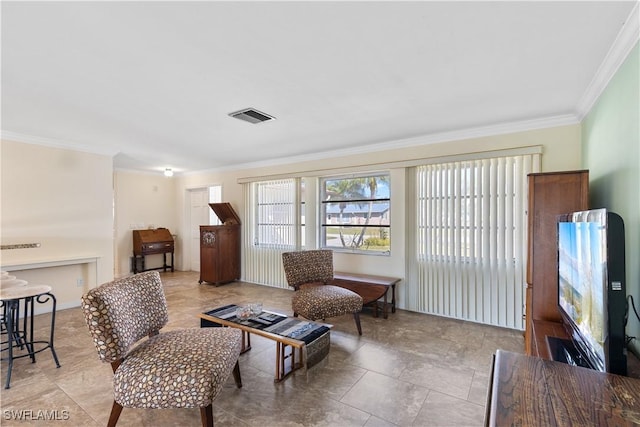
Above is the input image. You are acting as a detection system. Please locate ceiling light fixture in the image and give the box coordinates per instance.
[228,108,275,124]
[164,168,174,177]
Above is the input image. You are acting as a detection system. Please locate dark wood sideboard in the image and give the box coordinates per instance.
[525,170,589,356]
[486,350,640,426]
[199,203,241,285]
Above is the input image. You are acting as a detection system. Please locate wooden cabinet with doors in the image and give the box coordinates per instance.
[525,170,589,356]
[199,203,241,285]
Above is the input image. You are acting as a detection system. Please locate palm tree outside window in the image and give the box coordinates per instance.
[320,173,390,254]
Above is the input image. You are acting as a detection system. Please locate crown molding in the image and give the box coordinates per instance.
[187,113,580,175]
[5,112,579,177]
[0,130,118,157]
[112,167,181,177]
[576,2,640,120]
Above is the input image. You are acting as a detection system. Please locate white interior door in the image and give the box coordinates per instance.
[189,188,209,272]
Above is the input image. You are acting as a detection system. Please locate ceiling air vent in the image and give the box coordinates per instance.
[228,108,275,124]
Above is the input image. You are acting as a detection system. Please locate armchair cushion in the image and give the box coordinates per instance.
[114,328,242,409]
[292,285,363,320]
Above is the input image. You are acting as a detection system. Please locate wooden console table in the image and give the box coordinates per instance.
[486,350,640,426]
[530,319,568,359]
[330,272,400,319]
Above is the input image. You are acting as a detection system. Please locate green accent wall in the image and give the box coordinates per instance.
[583,42,640,356]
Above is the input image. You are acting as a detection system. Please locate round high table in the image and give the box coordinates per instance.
[0,284,61,389]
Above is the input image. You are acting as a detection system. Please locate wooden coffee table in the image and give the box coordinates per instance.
[199,305,331,382]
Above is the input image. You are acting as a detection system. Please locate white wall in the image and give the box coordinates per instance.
[0,123,583,313]
[0,139,114,310]
[174,124,583,291]
[114,171,178,277]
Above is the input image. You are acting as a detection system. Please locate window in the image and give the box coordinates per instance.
[406,152,540,329]
[243,178,305,288]
[320,173,390,254]
[417,162,514,260]
[253,179,300,248]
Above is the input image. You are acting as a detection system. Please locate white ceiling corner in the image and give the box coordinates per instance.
[576,2,640,120]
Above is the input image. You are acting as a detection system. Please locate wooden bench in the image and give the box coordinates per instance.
[329,272,401,319]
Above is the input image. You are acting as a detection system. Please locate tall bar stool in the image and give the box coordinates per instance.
[0,283,61,389]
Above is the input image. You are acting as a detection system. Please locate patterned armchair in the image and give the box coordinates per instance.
[81,271,242,427]
[282,250,363,335]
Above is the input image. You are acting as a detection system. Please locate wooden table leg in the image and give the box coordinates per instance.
[275,342,282,381]
[240,331,252,353]
[383,291,389,319]
[274,342,305,383]
[297,347,303,369]
[291,344,295,372]
[391,284,396,313]
[280,343,285,380]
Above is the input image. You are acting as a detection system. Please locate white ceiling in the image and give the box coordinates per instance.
[1,1,638,175]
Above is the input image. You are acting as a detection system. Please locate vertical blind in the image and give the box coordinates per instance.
[242,178,300,288]
[406,153,540,330]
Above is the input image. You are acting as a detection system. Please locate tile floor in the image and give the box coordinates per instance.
[1,271,524,426]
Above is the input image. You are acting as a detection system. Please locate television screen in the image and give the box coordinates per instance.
[558,213,607,371]
[557,208,627,375]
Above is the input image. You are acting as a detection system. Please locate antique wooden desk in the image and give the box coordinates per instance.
[132,228,174,273]
[486,350,640,426]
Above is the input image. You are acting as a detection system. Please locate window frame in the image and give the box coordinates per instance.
[319,172,391,255]
[253,179,301,249]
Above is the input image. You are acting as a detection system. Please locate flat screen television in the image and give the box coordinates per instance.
[554,208,627,375]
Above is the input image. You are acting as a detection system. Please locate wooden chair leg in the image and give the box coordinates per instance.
[107,401,123,427]
[200,404,213,427]
[353,312,362,336]
[232,360,242,388]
